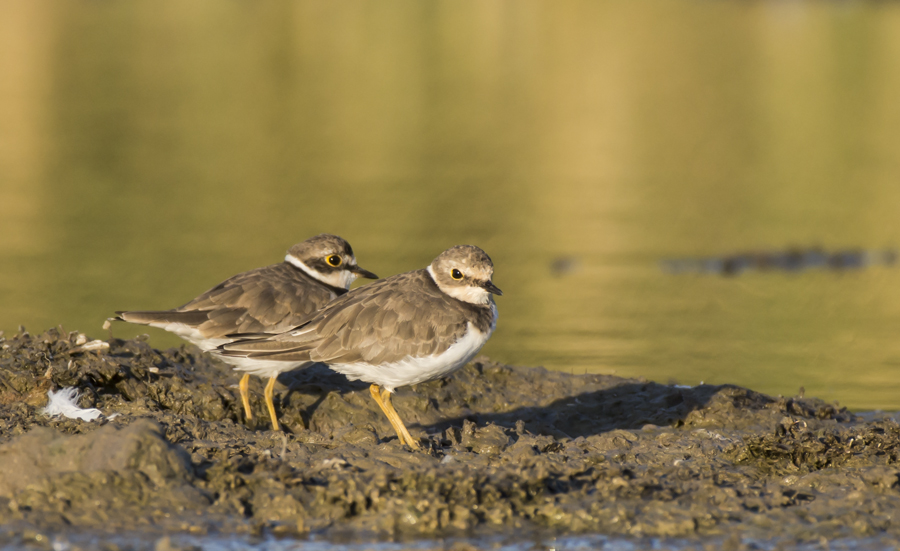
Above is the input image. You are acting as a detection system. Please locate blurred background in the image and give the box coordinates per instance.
[2,0,900,409]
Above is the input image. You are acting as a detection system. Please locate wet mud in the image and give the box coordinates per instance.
[2,327,900,548]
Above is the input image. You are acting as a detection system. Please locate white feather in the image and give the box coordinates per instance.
[69,339,111,354]
[40,388,104,421]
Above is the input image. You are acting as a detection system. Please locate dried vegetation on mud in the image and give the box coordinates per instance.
[1,328,900,548]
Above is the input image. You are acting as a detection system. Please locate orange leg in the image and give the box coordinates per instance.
[369,384,420,451]
[265,376,280,431]
[239,373,253,420]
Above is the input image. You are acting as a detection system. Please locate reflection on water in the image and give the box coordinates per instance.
[2,1,900,409]
[27,530,900,551]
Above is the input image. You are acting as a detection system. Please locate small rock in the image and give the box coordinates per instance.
[461,423,510,455]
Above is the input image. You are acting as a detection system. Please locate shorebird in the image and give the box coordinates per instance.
[109,234,377,430]
[218,245,501,450]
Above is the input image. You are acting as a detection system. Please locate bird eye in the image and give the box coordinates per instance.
[451,268,463,280]
[326,255,342,267]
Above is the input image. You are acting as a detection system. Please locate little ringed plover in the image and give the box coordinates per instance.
[218,245,501,450]
[109,234,377,430]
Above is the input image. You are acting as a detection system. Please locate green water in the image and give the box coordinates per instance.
[2,0,900,409]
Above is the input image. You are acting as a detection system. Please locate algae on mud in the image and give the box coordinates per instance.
[1,327,900,547]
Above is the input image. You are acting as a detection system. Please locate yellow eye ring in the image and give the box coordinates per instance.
[326,255,343,267]
[450,268,463,280]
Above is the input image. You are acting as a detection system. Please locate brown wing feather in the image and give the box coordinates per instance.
[220,269,495,364]
[116,310,211,327]
[119,263,337,339]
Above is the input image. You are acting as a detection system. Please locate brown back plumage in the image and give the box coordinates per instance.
[116,262,342,340]
[219,269,496,364]
[114,234,379,344]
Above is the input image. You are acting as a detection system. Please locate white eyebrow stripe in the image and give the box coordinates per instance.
[285,254,323,281]
[286,254,357,289]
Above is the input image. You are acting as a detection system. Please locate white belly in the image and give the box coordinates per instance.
[329,322,493,391]
[153,322,310,378]
[216,354,312,378]
[152,322,222,350]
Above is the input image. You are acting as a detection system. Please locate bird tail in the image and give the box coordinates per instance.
[217,338,316,362]
[112,310,211,327]
[105,310,221,348]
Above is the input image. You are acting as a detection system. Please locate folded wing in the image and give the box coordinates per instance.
[219,270,473,364]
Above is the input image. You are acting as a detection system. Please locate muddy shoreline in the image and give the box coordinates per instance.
[2,327,900,549]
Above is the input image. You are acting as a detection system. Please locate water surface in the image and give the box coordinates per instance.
[2,0,900,408]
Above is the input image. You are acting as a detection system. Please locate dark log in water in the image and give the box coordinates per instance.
[662,248,897,276]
